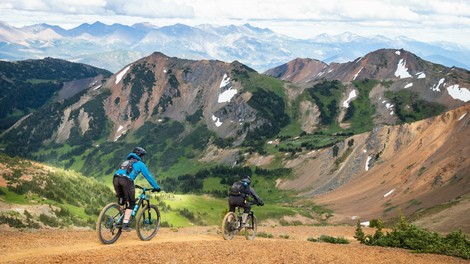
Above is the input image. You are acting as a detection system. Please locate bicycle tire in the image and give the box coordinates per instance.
[136,204,160,241]
[97,203,123,244]
[221,212,237,240]
[244,214,257,240]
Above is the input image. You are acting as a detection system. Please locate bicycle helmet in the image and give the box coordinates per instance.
[241,175,251,186]
[133,147,147,158]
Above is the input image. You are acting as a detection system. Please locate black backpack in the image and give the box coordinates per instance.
[229,181,247,196]
[119,158,138,175]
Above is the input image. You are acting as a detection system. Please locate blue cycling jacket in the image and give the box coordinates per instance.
[114,153,160,189]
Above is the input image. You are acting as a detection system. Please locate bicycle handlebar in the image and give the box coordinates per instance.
[135,185,161,192]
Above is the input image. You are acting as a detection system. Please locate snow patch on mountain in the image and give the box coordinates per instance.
[431,78,445,92]
[458,113,467,120]
[404,83,413,88]
[218,74,237,103]
[343,90,357,108]
[219,73,230,88]
[395,59,412,78]
[115,65,130,84]
[212,115,223,127]
[353,67,363,80]
[384,189,395,198]
[447,84,470,102]
[365,156,372,171]
[416,72,426,79]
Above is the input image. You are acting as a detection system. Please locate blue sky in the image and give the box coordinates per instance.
[1,0,470,46]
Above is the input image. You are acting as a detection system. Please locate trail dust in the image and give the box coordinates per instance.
[1,226,467,264]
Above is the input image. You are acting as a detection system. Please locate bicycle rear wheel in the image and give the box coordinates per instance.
[97,203,123,244]
[136,204,160,241]
[221,212,237,240]
[244,214,257,240]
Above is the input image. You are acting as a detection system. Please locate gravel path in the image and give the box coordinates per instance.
[1,226,467,264]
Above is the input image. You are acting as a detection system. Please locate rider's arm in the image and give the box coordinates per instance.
[134,162,160,189]
[249,186,263,204]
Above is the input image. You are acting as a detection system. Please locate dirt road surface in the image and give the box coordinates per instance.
[1,226,467,264]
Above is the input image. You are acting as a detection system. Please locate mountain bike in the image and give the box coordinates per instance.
[97,185,161,244]
[221,202,258,240]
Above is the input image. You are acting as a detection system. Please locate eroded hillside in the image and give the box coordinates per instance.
[279,104,470,233]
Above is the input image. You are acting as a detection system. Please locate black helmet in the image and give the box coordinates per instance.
[241,175,251,185]
[133,147,147,158]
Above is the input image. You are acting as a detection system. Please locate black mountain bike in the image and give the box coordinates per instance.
[97,185,161,244]
[221,202,258,240]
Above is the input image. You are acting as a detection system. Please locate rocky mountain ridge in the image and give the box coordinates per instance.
[0,49,469,232]
[1,21,470,73]
[266,48,470,110]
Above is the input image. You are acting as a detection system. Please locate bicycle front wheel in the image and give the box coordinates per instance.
[97,203,123,244]
[136,204,160,241]
[221,212,237,240]
[244,214,257,240]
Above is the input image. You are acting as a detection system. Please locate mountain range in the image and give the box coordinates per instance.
[1,21,470,74]
[1,46,469,232]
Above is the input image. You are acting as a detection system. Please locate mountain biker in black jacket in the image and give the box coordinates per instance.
[228,176,264,226]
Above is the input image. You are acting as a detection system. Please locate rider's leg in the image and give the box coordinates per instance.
[113,176,125,209]
[123,196,136,223]
[242,213,248,226]
[123,209,133,223]
[242,203,251,226]
[122,179,136,231]
[228,196,236,222]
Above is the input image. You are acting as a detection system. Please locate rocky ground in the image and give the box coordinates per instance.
[1,225,467,264]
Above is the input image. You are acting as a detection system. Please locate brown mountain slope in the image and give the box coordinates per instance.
[280,103,470,233]
[263,58,327,84]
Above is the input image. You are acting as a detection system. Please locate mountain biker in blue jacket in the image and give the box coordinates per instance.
[113,147,160,231]
[228,176,264,227]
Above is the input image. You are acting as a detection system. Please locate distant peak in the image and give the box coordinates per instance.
[91,21,105,26]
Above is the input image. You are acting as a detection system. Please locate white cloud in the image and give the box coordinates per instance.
[105,0,194,18]
[0,0,106,14]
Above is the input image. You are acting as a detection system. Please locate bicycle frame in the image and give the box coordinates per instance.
[114,185,150,225]
[235,204,255,230]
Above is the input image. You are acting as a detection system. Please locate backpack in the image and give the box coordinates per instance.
[119,158,138,175]
[229,181,247,196]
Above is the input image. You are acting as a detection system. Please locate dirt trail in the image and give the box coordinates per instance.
[1,226,467,264]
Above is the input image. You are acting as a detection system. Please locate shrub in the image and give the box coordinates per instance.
[308,235,350,244]
[355,215,470,259]
[257,231,274,238]
[369,218,384,229]
[160,221,172,228]
[0,214,26,228]
[39,213,61,227]
[279,219,303,226]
